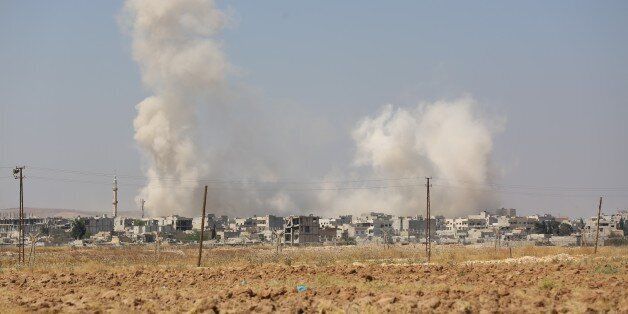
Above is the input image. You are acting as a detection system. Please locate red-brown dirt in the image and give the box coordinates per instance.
[0,246,626,313]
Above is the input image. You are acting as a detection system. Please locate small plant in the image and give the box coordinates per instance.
[282,257,293,266]
[457,268,468,277]
[539,278,555,290]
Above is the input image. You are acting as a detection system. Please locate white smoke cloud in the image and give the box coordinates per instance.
[123,0,229,216]
[121,0,501,218]
[318,97,499,217]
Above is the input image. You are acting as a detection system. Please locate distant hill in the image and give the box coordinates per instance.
[0,208,140,218]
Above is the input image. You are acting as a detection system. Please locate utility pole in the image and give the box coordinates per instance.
[141,199,145,219]
[13,166,25,264]
[594,197,603,254]
[197,185,208,267]
[425,177,432,263]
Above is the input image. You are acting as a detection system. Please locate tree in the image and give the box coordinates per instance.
[546,221,561,235]
[71,218,87,240]
[533,222,545,234]
[534,221,561,235]
[558,222,574,236]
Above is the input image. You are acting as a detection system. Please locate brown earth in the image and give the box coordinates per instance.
[0,246,626,313]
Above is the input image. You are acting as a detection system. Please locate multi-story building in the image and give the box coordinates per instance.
[0,216,49,237]
[254,215,284,231]
[507,216,537,232]
[583,214,623,241]
[83,216,114,235]
[159,215,192,231]
[448,217,487,231]
[192,214,218,230]
[234,217,256,229]
[283,215,320,245]
[114,217,135,232]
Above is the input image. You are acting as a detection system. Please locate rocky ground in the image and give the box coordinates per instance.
[0,247,626,313]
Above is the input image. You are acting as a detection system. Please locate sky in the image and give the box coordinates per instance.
[0,1,627,218]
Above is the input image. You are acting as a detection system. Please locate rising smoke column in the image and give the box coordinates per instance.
[318,97,499,217]
[123,0,229,215]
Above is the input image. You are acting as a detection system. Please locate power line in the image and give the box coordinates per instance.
[23,175,628,198]
[433,177,628,191]
[27,175,427,192]
[6,164,628,196]
[432,183,628,198]
[21,165,628,191]
[26,165,426,185]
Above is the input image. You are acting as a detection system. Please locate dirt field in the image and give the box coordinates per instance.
[0,245,626,313]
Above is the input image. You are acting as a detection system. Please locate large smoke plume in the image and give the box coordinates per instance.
[122,0,500,218]
[123,0,229,216]
[318,97,499,217]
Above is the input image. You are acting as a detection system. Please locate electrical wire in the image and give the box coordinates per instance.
[3,164,627,197]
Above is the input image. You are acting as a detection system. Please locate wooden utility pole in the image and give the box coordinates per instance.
[13,166,25,264]
[425,177,432,262]
[141,199,145,219]
[594,196,603,254]
[197,186,208,267]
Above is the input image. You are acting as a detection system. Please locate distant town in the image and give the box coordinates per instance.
[1,206,626,248]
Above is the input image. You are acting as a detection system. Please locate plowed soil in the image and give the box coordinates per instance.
[0,246,626,313]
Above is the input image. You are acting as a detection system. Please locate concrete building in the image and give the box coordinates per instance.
[468,211,498,227]
[234,217,256,229]
[583,214,623,241]
[83,216,114,235]
[159,215,192,231]
[319,215,353,228]
[507,217,537,232]
[284,215,320,245]
[192,214,217,230]
[217,230,240,242]
[319,226,338,242]
[448,217,487,231]
[0,216,49,237]
[392,216,434,238]
[254,215,284,231]
[114,217,135,232]
[343,223,369,238]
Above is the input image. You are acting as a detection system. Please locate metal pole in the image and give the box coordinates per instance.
[197,186,208,267]
[594,197,602,254]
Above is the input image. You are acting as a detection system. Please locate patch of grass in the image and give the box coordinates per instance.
[457,267,469,277]
[539,278,556,290]
[3,243,627,271]
[594,264,618,275]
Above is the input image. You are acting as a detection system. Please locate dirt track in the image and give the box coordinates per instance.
[1,251,626,313]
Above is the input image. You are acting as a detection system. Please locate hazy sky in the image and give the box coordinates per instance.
[1,1,627,218]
